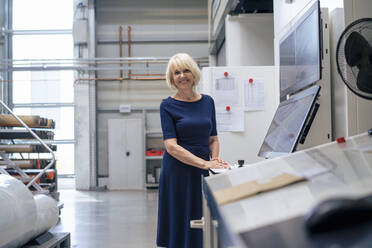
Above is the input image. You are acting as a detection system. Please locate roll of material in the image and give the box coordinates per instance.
[47,119,55,129]
[0,114,55,128]
[0,144,57,153]
[0,159,53,169]
[0,129,55,140]
[0,160,34,168]
[0,175,59,248]
[33,194,59,236]
[0,115,41,127]
[0,144,34,153]
[0,174,37,248]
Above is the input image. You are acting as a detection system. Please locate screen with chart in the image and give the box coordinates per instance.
[279,0,321,97]
[258,85,320,158]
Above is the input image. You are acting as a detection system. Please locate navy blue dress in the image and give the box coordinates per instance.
[156,94,217,248]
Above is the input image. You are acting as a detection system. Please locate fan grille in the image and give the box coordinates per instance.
[336,18,372,100]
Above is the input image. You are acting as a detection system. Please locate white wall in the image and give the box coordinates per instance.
[203,12,277,164]
[320,0,344,11]
[274,0,343,35]
[225,14,274,66]
[73,0,209,185]
[74,0,97,190]
[329,8,347,139]
[274,0,313,36]
[216,42,226,66]
[95,0,209,176]
[200,66,278,164]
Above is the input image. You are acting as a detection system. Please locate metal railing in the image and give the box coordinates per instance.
[0,56,209,72]
[0,99,56,193]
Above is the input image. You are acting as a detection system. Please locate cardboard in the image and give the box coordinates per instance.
[213,173,306,205]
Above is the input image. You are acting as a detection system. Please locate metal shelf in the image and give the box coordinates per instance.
[145,183,159,188]
[145,156,163,160]
[145,130,162,134]
[145,130,162,138]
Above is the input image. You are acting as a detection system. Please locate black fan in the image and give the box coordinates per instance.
[336,18,372,100]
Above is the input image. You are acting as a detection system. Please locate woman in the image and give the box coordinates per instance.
[156,53,229,248]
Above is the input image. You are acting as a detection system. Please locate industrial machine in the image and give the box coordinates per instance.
[199,16,372,248]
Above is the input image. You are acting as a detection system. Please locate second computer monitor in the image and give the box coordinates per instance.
[279,0,322,97]
[258,85,321,159]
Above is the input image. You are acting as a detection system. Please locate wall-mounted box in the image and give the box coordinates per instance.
[119,104,131,113]
[73,19,88,45]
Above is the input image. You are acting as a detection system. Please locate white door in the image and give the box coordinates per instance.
[108,119,144,190]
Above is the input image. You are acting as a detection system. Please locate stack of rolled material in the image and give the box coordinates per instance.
[0,159,53,169]
[47,119,55,129]
[0,114,55,128]
[7,169,56,186]
[0,129,55,139]
[0,159,35,169]
[0,174,59,248]
[0,144,57,153]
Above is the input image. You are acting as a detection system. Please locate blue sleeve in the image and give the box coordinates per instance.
[160,101,177,140]
[210,96,217,136]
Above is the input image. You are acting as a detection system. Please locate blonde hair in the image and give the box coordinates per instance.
[166,53,201,90]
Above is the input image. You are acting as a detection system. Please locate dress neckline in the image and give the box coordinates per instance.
[169,94,204,103]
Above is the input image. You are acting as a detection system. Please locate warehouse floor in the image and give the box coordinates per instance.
[51,178,159,248]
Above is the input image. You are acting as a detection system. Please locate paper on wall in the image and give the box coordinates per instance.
[214,77,239,106]
[216,106,244,132]
[243,78,265,111]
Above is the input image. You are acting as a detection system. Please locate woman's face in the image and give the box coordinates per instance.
[173,67,194,90]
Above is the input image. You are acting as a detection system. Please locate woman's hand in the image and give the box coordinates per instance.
[211,157,228,164]
[203,158,230,170]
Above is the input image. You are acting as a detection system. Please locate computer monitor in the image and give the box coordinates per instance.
[279,0,321,97]
[258,85,321,159]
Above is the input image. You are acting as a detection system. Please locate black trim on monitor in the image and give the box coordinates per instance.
[298,102,319,146]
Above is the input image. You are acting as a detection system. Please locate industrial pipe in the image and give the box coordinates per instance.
[128,73,165,77]
[128,26,132,79]
[0,56,208,64]
[74,76,165,84]
[119,26,123,80]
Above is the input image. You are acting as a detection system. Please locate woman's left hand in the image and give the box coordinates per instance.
[211,157,229,167]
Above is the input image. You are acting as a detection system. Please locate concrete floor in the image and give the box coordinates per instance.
[52,178,159,248]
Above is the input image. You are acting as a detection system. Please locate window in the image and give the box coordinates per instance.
[13,0,72,30]
[12,0,74,175]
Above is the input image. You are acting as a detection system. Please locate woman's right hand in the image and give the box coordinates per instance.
[203,160,230,170]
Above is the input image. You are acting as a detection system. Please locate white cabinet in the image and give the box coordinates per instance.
[108,118,144,190]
